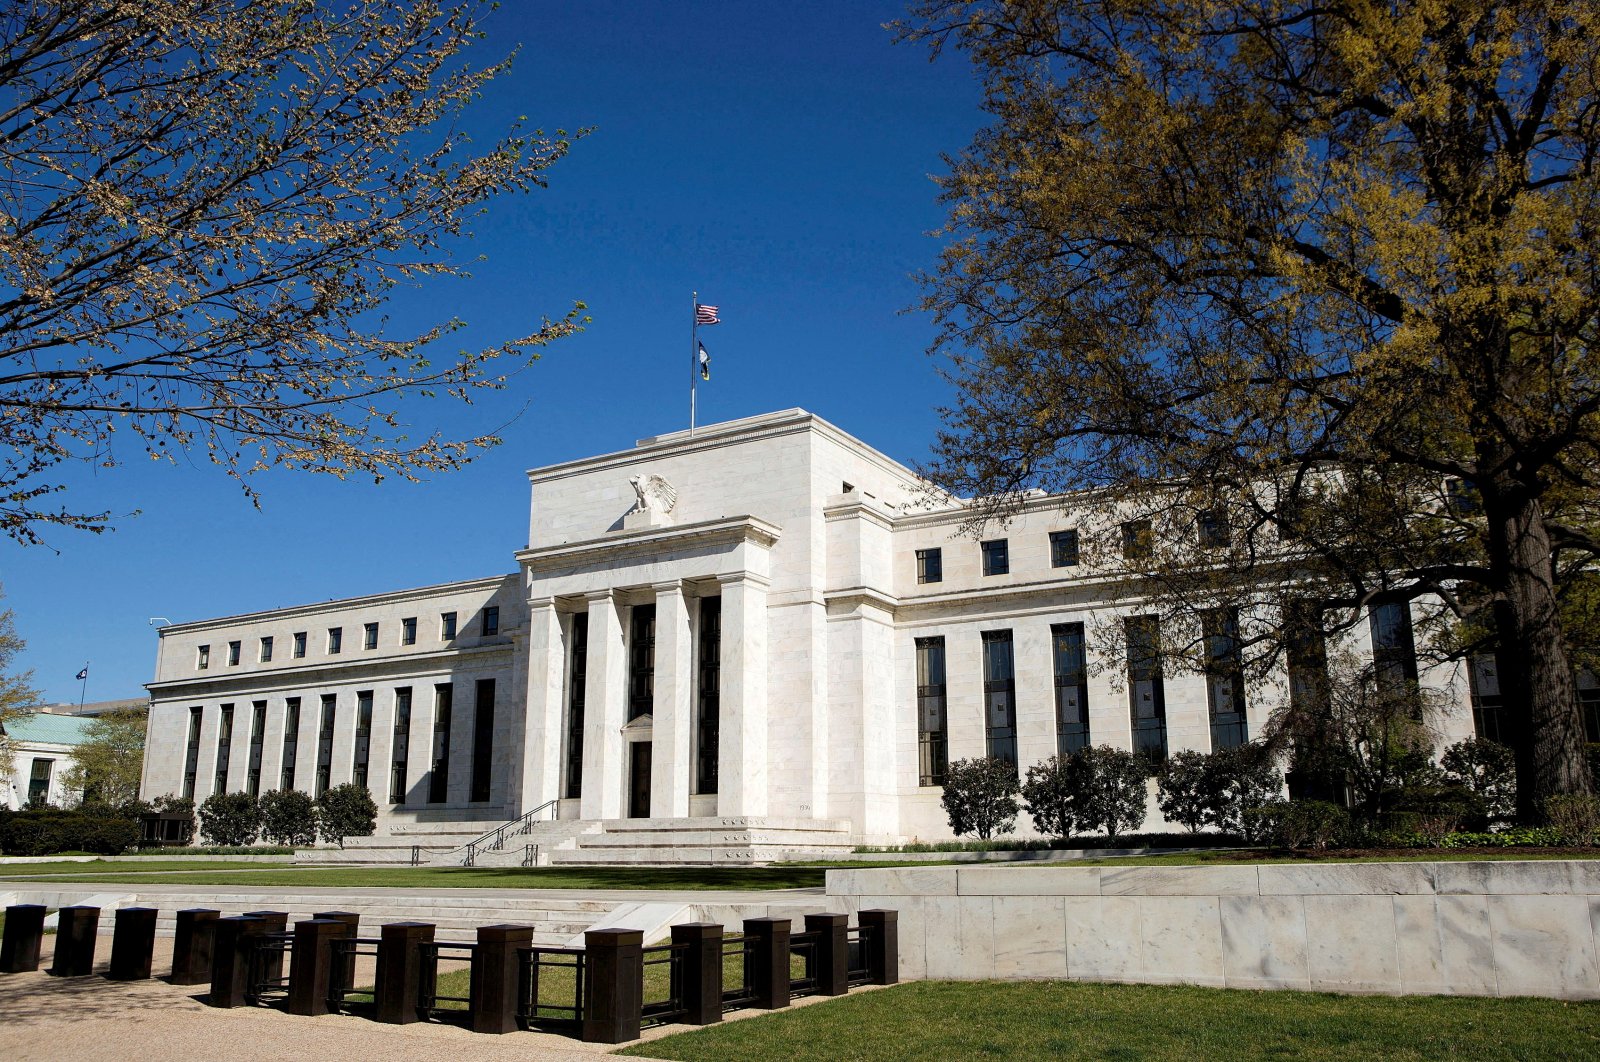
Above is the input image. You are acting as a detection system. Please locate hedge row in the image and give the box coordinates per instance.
[0,809,138,856]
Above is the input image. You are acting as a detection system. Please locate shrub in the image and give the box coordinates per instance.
[316,783,378,848]
[1158,744,1284,839]
[1247,799,1347,850]
[939,757,1020,840]
[1544,793,1600,845]
[258,789,319,847]
[1155,750,1215,833]
[1064,745,1149,840]
[1020,755,1078,839]
[1439,738,1516,825]
[197,791,261,846]
[0,808,137,855]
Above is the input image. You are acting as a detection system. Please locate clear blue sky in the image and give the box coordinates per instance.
[3,1,983,704]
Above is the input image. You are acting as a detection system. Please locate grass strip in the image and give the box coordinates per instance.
[0,864,830,890]
[623,979,1600,1061]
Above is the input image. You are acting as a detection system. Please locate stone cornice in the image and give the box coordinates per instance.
[515,515,781,572]
[145,641,513,698]
[154,574,515,637]
[823,586,900,615]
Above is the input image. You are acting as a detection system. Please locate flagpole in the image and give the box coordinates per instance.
[690,290,698,437]
[77,663,88,712]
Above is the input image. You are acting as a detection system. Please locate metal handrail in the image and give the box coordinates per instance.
[436,799,560,866]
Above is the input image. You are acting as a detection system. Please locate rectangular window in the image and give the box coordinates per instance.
[1127,615,1168,765]
[429,684,452,803]
[441,611,457,640]
[628,604,656,721]
[214,703,235,793]
[982,630,1017,766]
[1197,509,1230,550]
[981,539,1010,577]
[1052,623,1090,755]
[1468,653,1508,744]
[401,617,417,646]
[564,615,588,799]
[246,701,266,797]
[470,678,495,803]
[916,548,943,585]
[390,687,412,804]
[482,606,500,637]
[183,706,202,798]
[696,597,722,795]
[197,644,210,671]
[259,636,273,663]
[280,698,301,791]
[352,690,373,791]
[363,622,378,650]
[292,631,307,659]
[1050,530,1080,568]
[316,695,336,797]
[1204,610,1248,749]
[28,758,53,805]
[1122,519,1153,562]
[1369,601,1419,700]
[916,636,948,786]
[227,641,241,666]
[1285,600,1329,717]
[1579,668,1600,744]
[327,627,343,654]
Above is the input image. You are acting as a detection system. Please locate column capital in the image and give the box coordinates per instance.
[528,595,558,612]
[584,588,617,606]
[716,571,770,591]
[651,579,687,598]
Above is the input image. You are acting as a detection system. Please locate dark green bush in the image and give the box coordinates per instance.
[941,757,1021,840]
[1156,744,1283,839]
[316,783,378,848]
[258,789,318,847]
[197,792,261,846]
[0,808,138,855]
[1245,799,1348,850]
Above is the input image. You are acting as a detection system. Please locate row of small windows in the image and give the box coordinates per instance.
[194,608,499,671]
[180,680,495,806]
[915,514,1234,585]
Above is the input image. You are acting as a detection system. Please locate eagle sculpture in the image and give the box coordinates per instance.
[629,473,678,516]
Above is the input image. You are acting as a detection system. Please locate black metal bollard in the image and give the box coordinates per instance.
[242,910,288,984]
[743,917,791,1010]
[1,904,47,973]
[581,928,643,1044]
[108,907,160,980]
[49,906,100,977]
[287,919,345,1016]
[209,915,264,1007]
[470,924,533,1035]
[671,922,723,1025]
[860,909,899,986]
[374,921,434,1024]
[805,913,849,996]
[170,909,220,984]
[312,910,359,994]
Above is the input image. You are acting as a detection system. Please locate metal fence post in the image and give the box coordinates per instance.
[805,913,849,996]
[1,904,47,973]
[242,910,288,984]
[209,915,264,1007]
[470,923,534,1034]
[742,917,791,1010]
[170,909,220,984]
[581,927,644,1044]
[49,905,100,977]
[375,921,434,1024]
[312,910,360,994]
[108,907,160,981]
[859,909,899,986]
[287,919,345,1016]
[671,922,723,1025]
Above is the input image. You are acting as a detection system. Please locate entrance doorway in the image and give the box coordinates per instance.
[628,742,652,818]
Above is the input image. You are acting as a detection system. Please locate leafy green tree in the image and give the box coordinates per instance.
[259,788,319,847]
[940,757,1021,840]
[1156,751,1220,834]
[197,791,261,846]
[1021,755,1079,839]
[316,783,377,848]
[62,707,147,809]
[1064,745,1149,840]
[0,1,587,544]
[902,0,1600,818]
[0,584,40,785]
[1440,737,1518,824]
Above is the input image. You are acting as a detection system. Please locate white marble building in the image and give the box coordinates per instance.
[141,409,1488,849]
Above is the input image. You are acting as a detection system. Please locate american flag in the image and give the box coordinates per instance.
[695,303,720,326]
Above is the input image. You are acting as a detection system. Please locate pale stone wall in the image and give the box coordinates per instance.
[828,861,1600,999]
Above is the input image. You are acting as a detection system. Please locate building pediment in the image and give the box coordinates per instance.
[515,515,781,574]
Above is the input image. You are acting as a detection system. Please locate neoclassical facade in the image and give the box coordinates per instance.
[142,409,1497,843]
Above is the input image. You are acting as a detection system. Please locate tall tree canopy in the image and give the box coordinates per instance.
[0,584,40,782]
[903,0,1600,813]
[0,0,585,545]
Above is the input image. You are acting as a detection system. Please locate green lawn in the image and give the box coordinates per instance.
[0,860,296,877]
[0,863,829,890]
[623,980,1600,1061]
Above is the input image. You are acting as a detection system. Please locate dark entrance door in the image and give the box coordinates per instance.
[628,743,652,818]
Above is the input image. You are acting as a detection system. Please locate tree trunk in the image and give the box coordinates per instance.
[1483,487,1592,820]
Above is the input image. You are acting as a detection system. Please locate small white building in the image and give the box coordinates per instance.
[140,409,1492,854]
[2,712,96,809]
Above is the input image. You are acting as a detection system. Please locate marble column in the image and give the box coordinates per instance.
[651,581,693,819]
[579,589,627,820]
[520,597,566,813]
[717,573,769,818]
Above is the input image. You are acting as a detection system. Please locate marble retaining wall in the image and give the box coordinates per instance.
[826,860,1600,999]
